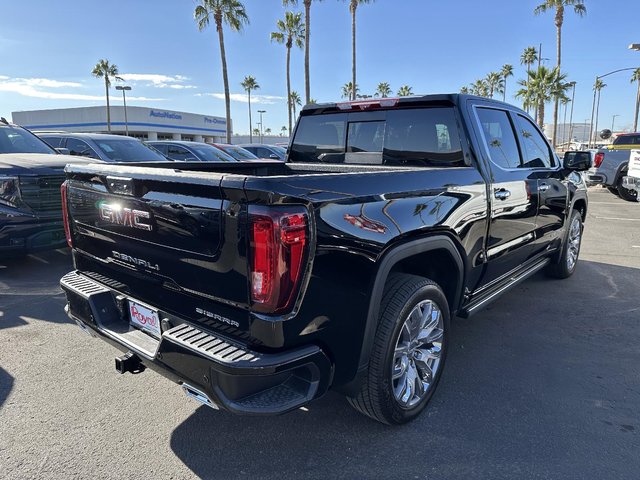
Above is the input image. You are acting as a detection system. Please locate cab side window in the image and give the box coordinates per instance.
[66,138,99,159]
[514,115,555,168]
[167,145,194,161]
[476,108,522,169]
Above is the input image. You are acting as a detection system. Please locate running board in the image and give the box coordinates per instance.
[459,258,550,319]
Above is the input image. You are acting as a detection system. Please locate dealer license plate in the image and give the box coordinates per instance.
[128,300,161,338]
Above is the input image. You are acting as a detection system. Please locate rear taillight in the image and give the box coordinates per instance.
[249,206,308,314]
[594,152,604,168]
[60,181,73,248]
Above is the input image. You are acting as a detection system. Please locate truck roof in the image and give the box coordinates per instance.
[301,94,518,115]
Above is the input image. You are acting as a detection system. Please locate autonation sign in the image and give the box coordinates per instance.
[150,110,182,120]
[205,117,226,125]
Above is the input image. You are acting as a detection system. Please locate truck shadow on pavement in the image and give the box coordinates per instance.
[169,259,640,479]
[0,366,13,409]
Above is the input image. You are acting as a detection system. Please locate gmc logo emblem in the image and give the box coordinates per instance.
[98,203,152,231]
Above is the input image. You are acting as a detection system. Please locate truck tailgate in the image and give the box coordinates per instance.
[65,163,250,335]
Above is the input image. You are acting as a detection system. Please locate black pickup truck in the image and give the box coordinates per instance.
[60,95,590,425]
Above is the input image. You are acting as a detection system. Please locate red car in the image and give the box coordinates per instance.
[211,143,278,162]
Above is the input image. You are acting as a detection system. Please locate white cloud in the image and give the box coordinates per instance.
[0,75,9,80]
[0,77,163,101]
[119,73,191,87]
[169,84,196,89]
[22,78,83,88]
[196,93,284,104]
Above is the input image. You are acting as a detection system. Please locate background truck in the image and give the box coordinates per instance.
[587,133,640,201]
[622,149,640,200]
[60,94,590,425]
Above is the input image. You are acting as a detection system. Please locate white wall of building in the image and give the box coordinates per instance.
[12,106,230,143]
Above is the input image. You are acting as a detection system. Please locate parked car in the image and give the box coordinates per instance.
[238,143,287,161]
[211,143,260,161]
[59,94,589,425]
[147,141,237,162]
[37,133,167,163]
[622,149,640,201]
[0,119,93,253]
[587,133,640,201]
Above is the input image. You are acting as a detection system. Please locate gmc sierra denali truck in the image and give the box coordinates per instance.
[60,94,590,425]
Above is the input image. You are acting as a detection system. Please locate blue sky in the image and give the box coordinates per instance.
[1,0,639,135]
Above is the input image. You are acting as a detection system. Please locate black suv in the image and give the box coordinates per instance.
[60,95,590,424]
[0,120,94,253]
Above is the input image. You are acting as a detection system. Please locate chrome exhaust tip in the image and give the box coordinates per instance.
[182,383,219,410]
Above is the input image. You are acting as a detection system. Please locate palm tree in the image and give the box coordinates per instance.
[375,82,392,98]
[265,127,272,135]
[460,86,470,94]
[485,72,504,99]
[471,79,489,98]
[515,65,570,128]
[308,99,317,104]
[290,90,302,120]
[397,85,413,97]
[534,0,587,148]
[253,127,261,138]
[283,0,323,105]
[281,126,288,136]
[271,11,305,137]
[91,59,123,133]
[342,81,358,99]
[342,0,376,102]
[631,68,640,132]
[241,76,260,143]
[520,46,538,112]
[593,78,606,144]
[501,64,514,101]
[195,0,249,143]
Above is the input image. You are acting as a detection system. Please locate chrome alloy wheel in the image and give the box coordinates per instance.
[566,217,582,271]
[392,300,444,408]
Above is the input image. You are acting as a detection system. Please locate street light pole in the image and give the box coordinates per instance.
[611,114,619,132]
[257,110,266,143]
[116,85,132,136]
[588,67,639,147]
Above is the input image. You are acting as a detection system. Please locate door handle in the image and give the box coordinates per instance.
[539,183,550,192]
[494,189,511,200]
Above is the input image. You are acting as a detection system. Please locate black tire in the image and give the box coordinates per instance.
[347,273,450,425]
[607,186,620,196]
[617,177,638,202]
[546,209,583,279]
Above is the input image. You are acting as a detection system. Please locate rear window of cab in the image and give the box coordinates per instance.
[289,107,465,167]
[613,134,640,146]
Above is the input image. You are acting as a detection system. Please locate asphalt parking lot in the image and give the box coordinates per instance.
[1,187,639,479]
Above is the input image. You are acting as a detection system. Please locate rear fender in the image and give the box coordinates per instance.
[338,235,464,397]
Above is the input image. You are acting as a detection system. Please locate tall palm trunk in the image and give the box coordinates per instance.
[248,87,253,143]
[634,82,640,132]
[538,97,545,128]
[551,6,564,149]
[304,0,311,105]
[351,2,356,101]
[216,13,232,143]
[105,76,111,133]
[526,64,531,114]
[594,89,601,141]
[286,41,292,135]
[503,77,507,102]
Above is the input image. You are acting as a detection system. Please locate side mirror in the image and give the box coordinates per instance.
[56,148,70,155]
[563,151,591,171]
[269,154,280,159]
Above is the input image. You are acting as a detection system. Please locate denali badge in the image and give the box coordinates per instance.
[98,203,152,231]
[112,250,160,271]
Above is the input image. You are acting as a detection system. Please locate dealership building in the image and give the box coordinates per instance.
[12,106,231,143]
